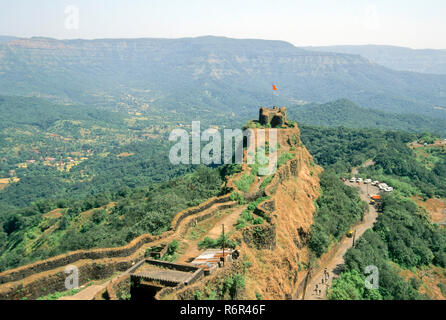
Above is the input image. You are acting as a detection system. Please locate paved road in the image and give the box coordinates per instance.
[304,181,379,300]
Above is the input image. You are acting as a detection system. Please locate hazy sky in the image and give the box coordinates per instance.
[1,0,445,49]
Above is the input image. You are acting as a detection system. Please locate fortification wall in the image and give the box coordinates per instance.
[163,259,245,300]
[0,194,236,300]
[0,259,132,300]
[0,232,168,286]
[171,194,232,231]
[103,274,131,300]
[0,194,234,286]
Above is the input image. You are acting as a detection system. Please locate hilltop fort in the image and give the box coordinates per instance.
[259,106,288,127]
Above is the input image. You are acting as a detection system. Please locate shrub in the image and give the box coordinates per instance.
[198,233,237,250]
[259,175,274,191]
[277,152,295,167]
[253,217,264,225]
[235,174,255,193]
[230,192,246,205]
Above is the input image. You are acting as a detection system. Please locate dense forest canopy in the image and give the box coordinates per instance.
[300,125,446,198]
[329,195,446,300]
[299,124,446,300]
[288,99,446,137]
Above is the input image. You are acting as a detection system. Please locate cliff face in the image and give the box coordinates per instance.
[169,124,322,300]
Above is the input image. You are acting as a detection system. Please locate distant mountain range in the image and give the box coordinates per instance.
[305,45,446,75]
[0,36,446,121]
[0,36,19,44]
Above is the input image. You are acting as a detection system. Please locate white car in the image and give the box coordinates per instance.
[350,178,356,183]
[384,187,393,192]
[364,179,372,184]
[372,181,379,186]
[357,178,363,183]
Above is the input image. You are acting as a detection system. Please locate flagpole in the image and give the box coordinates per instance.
[272,84,278,107]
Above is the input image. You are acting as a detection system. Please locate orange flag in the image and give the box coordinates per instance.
[272,84,278,91]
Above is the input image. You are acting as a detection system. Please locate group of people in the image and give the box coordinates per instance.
[313,268,330,297]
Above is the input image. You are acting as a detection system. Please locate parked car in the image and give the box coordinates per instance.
[350,178,356,183]
[364,179,372,184]
[372,181,379,186]
[357,178,363,183]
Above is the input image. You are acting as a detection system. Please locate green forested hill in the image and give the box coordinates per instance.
[1,94,444,211]
[288,99,446,136]
[0,166,223,272]
[299,124,446,300]
[0,95,192,209]
[0,95,125,130]
[300,125,446,198]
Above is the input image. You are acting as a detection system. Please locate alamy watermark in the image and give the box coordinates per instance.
[169,121,278,175]
[364,265,379,290]
[64,5,79,30]
[65,265,79,290]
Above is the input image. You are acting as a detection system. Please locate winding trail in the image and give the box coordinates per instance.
[304,174,379,300]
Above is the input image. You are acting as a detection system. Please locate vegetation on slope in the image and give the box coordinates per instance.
[301,124,446,299]
[300,125,446,198]
[329,195,446,300]
[2,36,446,120]
[288,99,446,136]
[309,171,366,257]
[0,166,223,272]
[0,95,195,209]
[360,141,446,198]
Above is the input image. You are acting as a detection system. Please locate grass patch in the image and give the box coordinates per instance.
[198,233,237,250]
[37,287,82,300]
[277,152,295,167]
[236,197,269,229]
[230,192,246,205]
[259,175,274,191]
[235,174,255,193]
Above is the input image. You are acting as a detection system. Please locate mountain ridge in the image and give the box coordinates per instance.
[306,44,446,75]
[1,36,446,120]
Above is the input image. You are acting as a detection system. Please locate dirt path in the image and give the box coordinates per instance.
[176,205,245,264]
[304,181,379,300]
[207,206,244,238]
[175,177,262,266]
[249,175,263,194]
